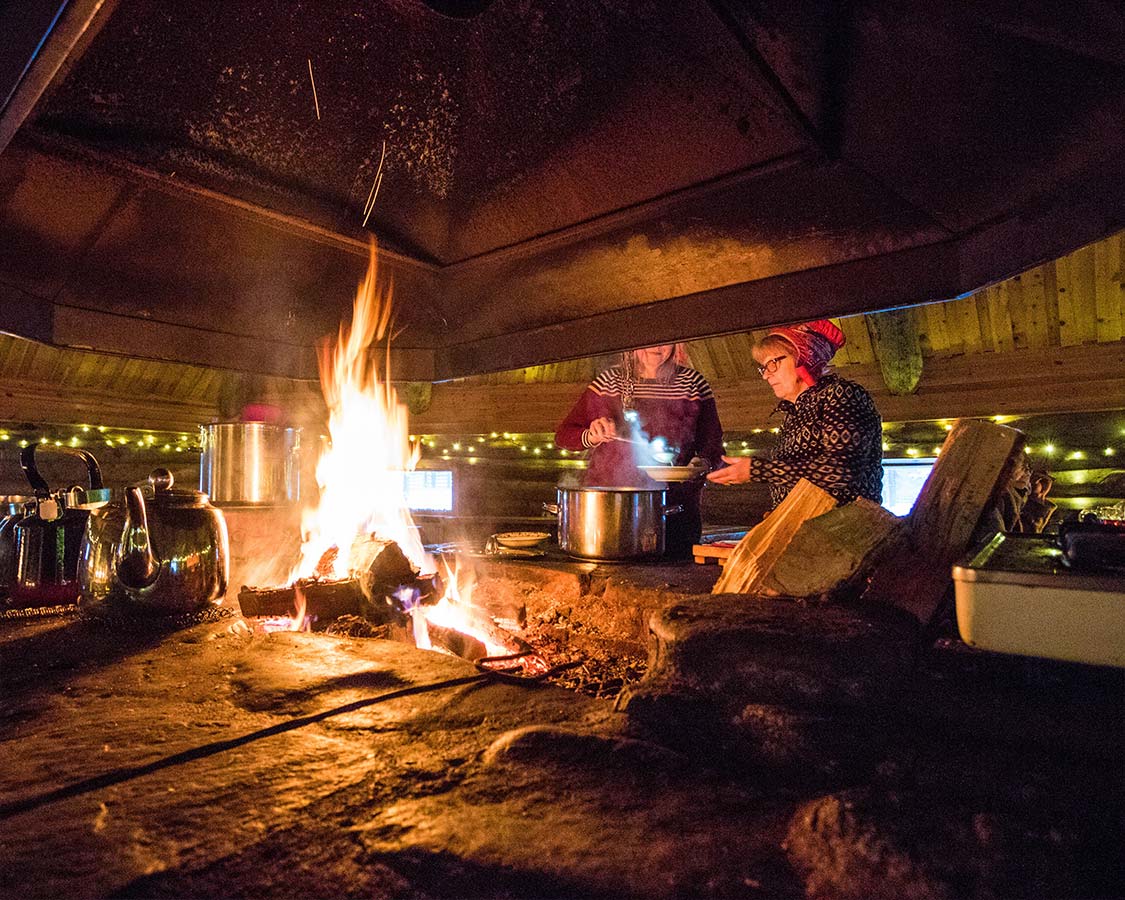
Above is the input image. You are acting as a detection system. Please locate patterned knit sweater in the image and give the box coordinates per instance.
[753,373,883,509]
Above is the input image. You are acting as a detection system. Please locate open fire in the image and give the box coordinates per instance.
[244,243,530,665]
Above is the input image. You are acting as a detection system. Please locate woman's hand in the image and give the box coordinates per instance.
[585,416,618,446]
[706,456,751,484]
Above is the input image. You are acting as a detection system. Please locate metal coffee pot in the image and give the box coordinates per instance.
[8,446,110,607]
[80,468,230,614]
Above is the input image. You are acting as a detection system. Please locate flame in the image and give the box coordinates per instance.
[291,241,432,582]
[424,556,510,656]
[256,583,311,633]
[283,240,513,662]
[290,583,309,631]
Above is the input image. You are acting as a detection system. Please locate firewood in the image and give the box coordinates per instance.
[863,419,1023,623]
[314,546,338,579]
[761,498,904,598]
[712,479,837,595]
[426,621,488,661]
[237,578,365,621]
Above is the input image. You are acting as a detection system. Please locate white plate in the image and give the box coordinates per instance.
[639,465,701,483]
[495,531,550,549]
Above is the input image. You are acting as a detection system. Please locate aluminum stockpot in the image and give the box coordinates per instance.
[545,486,680,562]
[199,422,301,505]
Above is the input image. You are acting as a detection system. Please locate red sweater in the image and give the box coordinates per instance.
[555,365,725,488]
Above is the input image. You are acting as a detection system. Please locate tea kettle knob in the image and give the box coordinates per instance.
[149,468,175,493]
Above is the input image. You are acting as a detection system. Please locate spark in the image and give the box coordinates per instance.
[307,58,321,120]
[362,140,387,227]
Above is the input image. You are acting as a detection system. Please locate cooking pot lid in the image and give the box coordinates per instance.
[557,484,667,492]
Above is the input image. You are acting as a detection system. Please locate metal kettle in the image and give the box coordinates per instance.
[0,496,32,601]
[80,468,230,614]
[9,446,110,607]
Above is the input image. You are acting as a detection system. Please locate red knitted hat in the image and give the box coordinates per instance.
[767,320,845,379]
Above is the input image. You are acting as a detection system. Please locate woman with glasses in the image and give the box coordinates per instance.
[707,320,883,510]
[556,344,725,557]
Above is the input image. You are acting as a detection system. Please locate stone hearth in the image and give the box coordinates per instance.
[1,557,1120,899]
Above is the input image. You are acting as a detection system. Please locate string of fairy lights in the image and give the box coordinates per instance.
[0,425,198,454]
[403,418,1122,464]
[0,418,1120,464]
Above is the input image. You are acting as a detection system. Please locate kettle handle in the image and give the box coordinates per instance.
[19,445,105,498]
[115,485,161,590]
[542,502,560,516]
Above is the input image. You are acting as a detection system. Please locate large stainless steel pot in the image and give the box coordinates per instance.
[544,486,681,562]
[199,422,301,505]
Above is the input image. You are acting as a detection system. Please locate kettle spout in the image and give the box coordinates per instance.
[115,485,161,589]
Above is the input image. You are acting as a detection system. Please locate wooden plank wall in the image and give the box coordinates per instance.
[417,230,1124,431]
[0,231,1121,434]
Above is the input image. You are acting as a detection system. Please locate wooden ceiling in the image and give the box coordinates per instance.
[1,1,1123,377]
[0,229,1121,436]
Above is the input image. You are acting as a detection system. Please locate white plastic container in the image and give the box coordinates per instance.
[953,533,1125,668]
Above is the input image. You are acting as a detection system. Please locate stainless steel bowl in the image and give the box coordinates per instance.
[199,422,301,505]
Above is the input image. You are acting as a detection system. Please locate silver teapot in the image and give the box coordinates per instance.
[80,468,229,614]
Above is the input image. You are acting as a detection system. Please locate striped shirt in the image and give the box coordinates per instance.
[589,366,715,404]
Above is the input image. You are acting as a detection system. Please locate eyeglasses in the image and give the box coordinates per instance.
[756,355,789,377]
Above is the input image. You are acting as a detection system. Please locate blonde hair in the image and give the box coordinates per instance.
[752,334,797,364]
[619,343,689,409]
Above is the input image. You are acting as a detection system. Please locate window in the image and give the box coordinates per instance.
[403,470,454,512]
[881,458,937,516]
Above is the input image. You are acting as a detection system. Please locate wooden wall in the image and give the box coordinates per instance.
[416,230,1125,432]
[0,230,1120,438]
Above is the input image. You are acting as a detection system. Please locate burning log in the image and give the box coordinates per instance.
[425,621,488,661]
[237,578,366,622]
[358,538,419,599]
[238,539,442,627]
